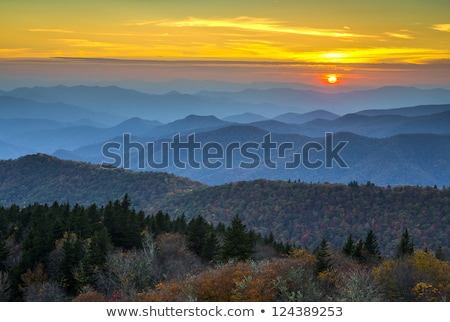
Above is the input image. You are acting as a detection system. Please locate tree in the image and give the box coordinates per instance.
[337,267,380,301]
[80,227,113,287]
[220,215,254,262]
[60,232,85,295]
[396,229,414,258]
[342,234,355,257]
[201,230,219,262]
[363,230,381,263]
[353,239,364,262]
[314,238,332,273]
[0,232,9,271]
[187,216,211,259]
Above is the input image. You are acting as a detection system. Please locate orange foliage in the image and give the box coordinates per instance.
[135,280,184,302]
[72,291,106,302]
[195,262,252,301]
[20,263,48,288]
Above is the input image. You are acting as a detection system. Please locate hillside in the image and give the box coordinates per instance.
[160,179,450,257]
[64,129,450,186]
[0,154,204,212]
[0,154,448,257]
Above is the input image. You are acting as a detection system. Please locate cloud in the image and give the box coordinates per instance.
[28,28,75,33]
[384,32,414,39]
[55,39,118,48]
[133,16,375,39]
[431,24,450,32]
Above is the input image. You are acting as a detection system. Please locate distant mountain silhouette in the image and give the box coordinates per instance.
[222,112,268,123]
[111,117,163,136]
[0,95,122,124]
[5,85,450,122]
[198,86,450,114]
[355,103,450,117]
[273,110,340,124]
[2,85,281,122]
[146,114,233,138]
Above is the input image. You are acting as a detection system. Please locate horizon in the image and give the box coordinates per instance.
[1,0,450,93]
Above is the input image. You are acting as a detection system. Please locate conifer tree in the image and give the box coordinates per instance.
[201,230,219,262]
[187,215,210,258]
[314,238,332,273]
[60,233,85,295]
[364,230,381,259]
[353,239,364,262]
[342,234,355,257]
[220,214,254,262]
[396,228,414,258]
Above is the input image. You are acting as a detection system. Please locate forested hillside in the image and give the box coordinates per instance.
[0,154,449,257]
[0,154,204,212]
[0,197,449,302]
[161,180,450,257]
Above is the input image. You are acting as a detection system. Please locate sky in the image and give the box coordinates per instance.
[1,0,449,90]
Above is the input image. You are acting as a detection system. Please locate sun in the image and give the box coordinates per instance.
[327,75,338,84]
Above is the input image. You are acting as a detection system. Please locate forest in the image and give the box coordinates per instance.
[0,195,449,302]
[1,154,450,258]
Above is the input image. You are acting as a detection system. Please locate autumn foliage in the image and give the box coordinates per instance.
[0,196,449,302]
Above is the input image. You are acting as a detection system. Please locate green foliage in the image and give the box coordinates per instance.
[342,234,355,257]
[221,215,255,262]
[314,238,332,273]
[158,180,450,257]
[187,216,218,262]
[0,190,448,302]
[0,154,205,213]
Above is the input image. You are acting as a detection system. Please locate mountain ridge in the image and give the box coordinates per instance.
[0,153,448,257]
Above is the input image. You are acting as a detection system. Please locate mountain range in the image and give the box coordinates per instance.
[2,85,450,123]
[0,84,449,186]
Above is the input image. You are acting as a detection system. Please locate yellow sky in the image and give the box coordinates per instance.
[0,0,449,87]
[1,0,449,63]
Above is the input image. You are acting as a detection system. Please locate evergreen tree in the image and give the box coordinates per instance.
[396,229,414,258]
[353,239,364,262]
[80,227,113,287]
[342,234,355,257]
[364,230,381,258]
[0,233,9,271]
[220,214,254,262]
[187,215,210,259]
[60,233,85,295]
[173,213,188,234]
[314,238,332,273]
[201,230,219,262]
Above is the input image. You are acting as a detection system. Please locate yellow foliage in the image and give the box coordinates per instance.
[412,282,440,302]
[373,250,450,301]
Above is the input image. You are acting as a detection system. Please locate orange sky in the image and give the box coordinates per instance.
[1,0,449,88]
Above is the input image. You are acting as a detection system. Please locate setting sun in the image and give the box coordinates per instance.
[327,75,338,84]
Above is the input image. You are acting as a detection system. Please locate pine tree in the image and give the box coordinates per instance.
[396,228,414,258]
[342,234,355,257]
[353,239,363,262]
[220,214,254,262]
[60,233,85,295]
[314,238,332,273]
[201,230,219,262]
[364,230,381,259]
[80,228,113,287]
[187,215,210,259]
